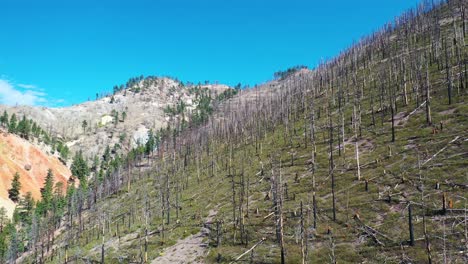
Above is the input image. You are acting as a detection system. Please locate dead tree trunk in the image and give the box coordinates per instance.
[408,203,414,246]
[328,106,336,221]
[425,60,432,125]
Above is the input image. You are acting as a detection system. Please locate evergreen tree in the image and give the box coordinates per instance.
[113,111,119,126]
[23,192,35,213]
[13,192,33,225]
[6,224,18,263]
[71,151,89,188]
[92,155,100,172]
[0,210,7,262]
[31,122,37,136]
[57,141,70,160]
[102,145,111,166]
[8,114,17,133]
[52,182,66,221]
[25,117,31,139]
[0,228,7,261]
[14,192,35,225]
[111,154,121,170]
[0,207,8,232]
[16,116,24,137]
[8,173,21,203]
[0,111,8,128]
[16,115,31,139]
[38,169,54,215]
[82,120,88,133]
[97,167,104,182]
[33,123,42,138]
[0,206,7,263]
[145,129,155,156]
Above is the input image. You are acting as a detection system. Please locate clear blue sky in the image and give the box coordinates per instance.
[0,0,421,107]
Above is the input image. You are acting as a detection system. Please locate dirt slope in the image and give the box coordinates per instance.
[152,209,218,264]
[0,130,71,218]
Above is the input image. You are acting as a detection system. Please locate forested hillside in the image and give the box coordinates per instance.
[1,0,466,263]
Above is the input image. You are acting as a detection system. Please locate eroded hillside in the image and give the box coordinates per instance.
[0,130,71,218]
[3,0,467,263]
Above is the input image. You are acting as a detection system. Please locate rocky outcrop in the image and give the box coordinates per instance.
[0,77,230,160]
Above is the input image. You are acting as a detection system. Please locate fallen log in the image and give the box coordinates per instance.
[229,237,266,263]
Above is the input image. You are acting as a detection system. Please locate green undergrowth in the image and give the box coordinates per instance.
[35,3,468,263]
[43,89,467,263]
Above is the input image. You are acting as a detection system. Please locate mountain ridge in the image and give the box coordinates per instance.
[1,0,467,263]
[0,77,231,160]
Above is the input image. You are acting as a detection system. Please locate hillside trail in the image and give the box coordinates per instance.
[152,208,218,264]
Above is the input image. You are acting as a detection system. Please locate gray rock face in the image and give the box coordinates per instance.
[0,77,229,160]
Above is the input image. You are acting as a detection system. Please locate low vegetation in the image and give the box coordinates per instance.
[0,0,466,263]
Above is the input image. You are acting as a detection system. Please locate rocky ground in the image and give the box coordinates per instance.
[152,209,218,264]
[0,77,229,161]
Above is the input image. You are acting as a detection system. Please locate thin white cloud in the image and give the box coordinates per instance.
[0,79,47,106]
[17,83,39,90]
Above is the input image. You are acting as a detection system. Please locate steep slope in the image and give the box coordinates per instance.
[0,130,71,218]
[10,1,468,263]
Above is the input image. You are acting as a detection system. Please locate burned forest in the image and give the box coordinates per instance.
[1,0,467,263]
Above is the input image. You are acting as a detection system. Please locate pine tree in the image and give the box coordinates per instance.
[95,166,103,182]
[92,155,100,172]
[7,224,18,263]
[8,113,17,133]
[0,230,5,261]
[82,120,88,133]
[8,172,21,203]
[71,151,89,188]
[39,169,54,214]
[0,210,7,263]
[0,111,8,128]
[31,122,37,136]
[145,129,155,156]
[103,146,111,164]
[16,115,31,139]
[112,110,119,126]
[0,207,8,232]
[58,142,70,160]
[53,181,66,220]
[21,192,34,220]
[13,191,34,225]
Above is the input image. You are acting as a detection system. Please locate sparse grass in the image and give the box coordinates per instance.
[30,3,468,264]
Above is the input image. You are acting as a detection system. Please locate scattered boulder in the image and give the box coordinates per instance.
[24,164,32,171]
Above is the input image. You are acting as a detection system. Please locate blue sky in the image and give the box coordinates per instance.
[0,0,421,107]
